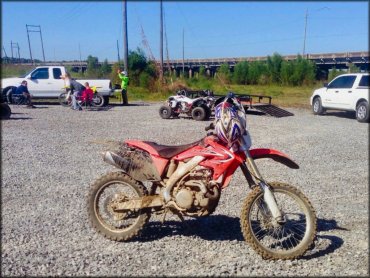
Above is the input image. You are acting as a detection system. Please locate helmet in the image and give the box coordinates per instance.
[214,93,248,148]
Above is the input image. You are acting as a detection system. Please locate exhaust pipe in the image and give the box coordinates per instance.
[101,151,160,181]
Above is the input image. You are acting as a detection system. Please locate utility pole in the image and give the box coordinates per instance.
[123,0,128,72]
[26,25,33,64]
[160,0,163,82]
[3,45,9,63]
[116,40,120,62]
[78,43,82,70]
[11,40,13,62]
[182,28,185,76]
[26,24,46,63]
[303,9,308,57]
[11,41,20,63]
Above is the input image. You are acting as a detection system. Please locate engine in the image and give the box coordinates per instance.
[172,166,220,217]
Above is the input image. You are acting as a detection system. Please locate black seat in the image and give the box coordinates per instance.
[143,139,204,159]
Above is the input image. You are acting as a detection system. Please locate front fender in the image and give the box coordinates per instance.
[249,148,299,169]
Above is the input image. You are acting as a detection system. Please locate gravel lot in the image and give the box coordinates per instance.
[1,102,369,276]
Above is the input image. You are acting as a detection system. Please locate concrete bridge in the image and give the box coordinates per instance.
[9,51,369,77]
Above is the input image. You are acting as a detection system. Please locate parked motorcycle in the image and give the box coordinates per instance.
[58,86,104,107]
[88,93,316,260]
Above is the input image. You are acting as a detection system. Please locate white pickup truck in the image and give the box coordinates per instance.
[1,66,114,105]
[310,73,369,122]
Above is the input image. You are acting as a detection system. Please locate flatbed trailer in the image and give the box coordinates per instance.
[175,90,294,118]
[216,93,294,118]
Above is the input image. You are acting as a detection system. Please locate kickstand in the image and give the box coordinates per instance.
[170,208,192,232]
[161,208,168,224]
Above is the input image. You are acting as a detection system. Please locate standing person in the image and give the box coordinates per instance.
[117,69,129,105]
[61,73,85,110]
[15,80,34,108]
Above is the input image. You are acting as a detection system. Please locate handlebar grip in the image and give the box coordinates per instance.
[205,122,215,131]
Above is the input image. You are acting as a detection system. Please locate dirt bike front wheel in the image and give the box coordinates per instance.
[88,171,150,241]
[240,182,316,260]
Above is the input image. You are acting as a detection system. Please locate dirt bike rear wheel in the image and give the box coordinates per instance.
[58,92,71,107]
[92,93,104,107]
[88,171,150,241]
[240,182,316,260]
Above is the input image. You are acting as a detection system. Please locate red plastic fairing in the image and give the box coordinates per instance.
[151,156,169,177]
[249,148,299,169]
[125,140,169,176]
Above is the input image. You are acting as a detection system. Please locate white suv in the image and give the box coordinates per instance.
[310,73,369,122]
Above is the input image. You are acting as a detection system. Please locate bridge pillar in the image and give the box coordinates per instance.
[206,68,211,76]
[189,68,192,78]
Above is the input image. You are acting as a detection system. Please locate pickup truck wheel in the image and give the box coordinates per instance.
[356,101,369,123]
[159,105,172,119]
[312,97,325,115]
[0,103,11,119]
[92,94,104,107]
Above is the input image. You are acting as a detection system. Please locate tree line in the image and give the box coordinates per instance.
[75,49,360,89]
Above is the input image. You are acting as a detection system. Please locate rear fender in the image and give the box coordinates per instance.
[249,148,299,169]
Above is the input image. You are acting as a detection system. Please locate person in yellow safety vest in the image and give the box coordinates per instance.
[117,69,129,105]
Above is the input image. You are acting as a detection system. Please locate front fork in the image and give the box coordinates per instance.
[242,150,284,223]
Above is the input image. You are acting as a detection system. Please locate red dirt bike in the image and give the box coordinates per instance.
[88,121,316,260]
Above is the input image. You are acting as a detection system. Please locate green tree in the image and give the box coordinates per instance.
[86,55,99,77]
[267,52,283,83]
[328,67,343,81]
[128,47,151,86]
[100,59,111,78]
[348,63,360,73]
[248,61,268,85]
[217,63,231,84]
[232,61,248,84]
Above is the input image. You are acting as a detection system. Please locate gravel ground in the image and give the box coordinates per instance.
[1,102,369,277]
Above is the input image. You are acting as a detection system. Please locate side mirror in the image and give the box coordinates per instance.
[323,82,328,87]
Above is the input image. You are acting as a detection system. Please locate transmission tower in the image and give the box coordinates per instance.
[26,24,46,63]
[11,41,20,63]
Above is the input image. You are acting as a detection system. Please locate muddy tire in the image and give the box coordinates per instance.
[240,182,316,260]
[0,103,11,119]
[88,171,150,241]
[159,105,172,119]
[192,106,207,121]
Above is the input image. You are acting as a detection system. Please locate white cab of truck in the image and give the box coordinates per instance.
[1,66,113,103]
[310,73,369,122]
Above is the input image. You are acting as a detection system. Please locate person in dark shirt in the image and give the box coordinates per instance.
[15,80,34,108]
[61,72,85,110]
